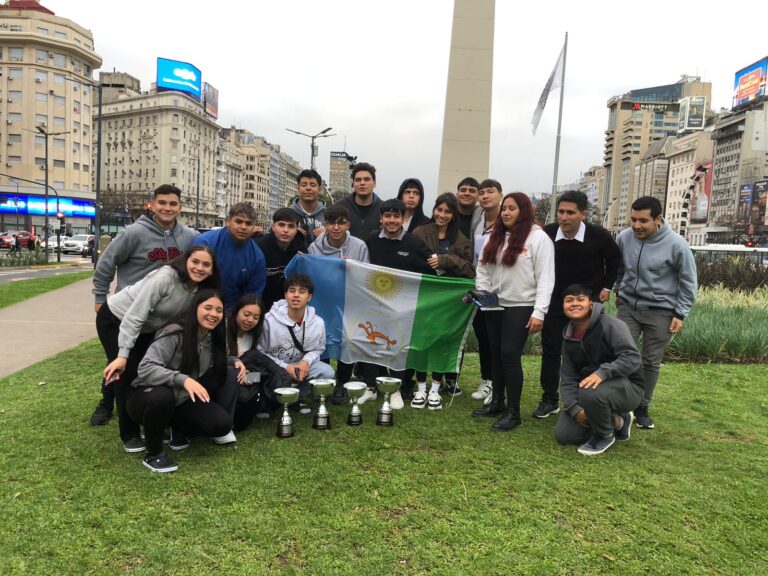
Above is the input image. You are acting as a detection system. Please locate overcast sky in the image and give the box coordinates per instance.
[47,0,766,205]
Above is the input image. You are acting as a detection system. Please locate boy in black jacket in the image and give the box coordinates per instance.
[256,208,305,312]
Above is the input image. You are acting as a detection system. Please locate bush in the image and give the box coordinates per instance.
[695,255,768,291]
[0,251,48,267]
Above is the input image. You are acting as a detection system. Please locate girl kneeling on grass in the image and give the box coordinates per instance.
[127,290,237,473]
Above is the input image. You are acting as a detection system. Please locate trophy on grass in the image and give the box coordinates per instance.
[274,387,300,438]
[310,378,335,430]
[343,381,367,426]
[375,376,401,427]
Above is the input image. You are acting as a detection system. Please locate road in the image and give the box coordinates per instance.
[0,252,93,284]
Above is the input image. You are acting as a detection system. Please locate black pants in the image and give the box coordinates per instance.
[127,370,234,456]
[95,303,155,442]
[539,310,569,404]
[485,306,533,411]
[473,310,493,381]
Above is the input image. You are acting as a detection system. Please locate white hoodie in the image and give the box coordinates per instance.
[257,300,326,368]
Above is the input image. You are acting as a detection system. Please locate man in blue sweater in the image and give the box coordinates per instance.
[614,196,697,430]
[193,203,267,311]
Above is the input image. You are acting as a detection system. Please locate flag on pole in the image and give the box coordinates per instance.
[284,254,476,373]
[531,43,565,135]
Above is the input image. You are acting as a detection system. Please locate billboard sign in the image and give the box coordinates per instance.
[677,98,689,133]
[203,82,219,119]
[738,184,753,225]
[689,162,712,224]
[0,194,95,218]
[156,57,202,100]
[686,96,706,130]
[753,180,768,226]
[732,57,768,109]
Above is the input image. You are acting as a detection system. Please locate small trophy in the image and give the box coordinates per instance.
[375,376,401,427]
[274,387,300,438]
[310,378,335,430]
[343,381,367,426]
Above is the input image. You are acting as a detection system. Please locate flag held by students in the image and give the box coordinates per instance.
[284,254,476,373]
[531,44,565,135]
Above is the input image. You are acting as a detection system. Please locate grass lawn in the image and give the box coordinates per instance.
[1,345,765,575]
[0,271,93,309]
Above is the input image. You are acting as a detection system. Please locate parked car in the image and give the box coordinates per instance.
[0,230,32,249]
[43,235,70,252]
[61,234,94,256]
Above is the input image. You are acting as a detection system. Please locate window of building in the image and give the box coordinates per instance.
[53,116,65,126]
[53,181,64,189]
[73,142,81,152]
[73,162,80,170]
[8,90,22,101]
[52,53,65,68]
[36,49,48,62]
[82,144,89,154]
[53,95,65,106]
[10,47,23,61]
[8,112,21,123]
[73,100,80,113]
[36,92,48,103]
[82,184,89,192]
[35,70,48,83]
[36,27,49,35]
[7,156,21,164]
[53,138,65,148]
[82,164,89,172]
[54,31,66,39]
[35,135,45,145]
[9,25,22,32]
[74,121,80,131]
[54,73,64,84]
[35,157,46,166]
[8,133,21,143]
[8,67,22,79]
[53,159,65,168]
[35,113,48,124]
[83,103,90,115]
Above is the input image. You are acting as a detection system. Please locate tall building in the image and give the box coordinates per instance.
[632,137,673,210]
[328,150,356,202]
[215,129,242,226]
[0,0,101,234]
[578,165,605,222]
[602,76,710,230]
[96,71,220,228]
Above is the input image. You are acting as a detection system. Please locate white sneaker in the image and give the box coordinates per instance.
[390,390,404,410]
[471,379,493,400]
[427,391,443,410]
[410,390,427,409]
[357,388,378,405]
[212,431,236,445]
[483,387,494,406]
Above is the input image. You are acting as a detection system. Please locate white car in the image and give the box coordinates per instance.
[61,234,94,255]
[43,235,70,252]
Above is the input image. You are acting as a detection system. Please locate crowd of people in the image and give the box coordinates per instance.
[89,165,698,472]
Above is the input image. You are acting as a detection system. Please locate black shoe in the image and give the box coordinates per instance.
[491,410,522,431]
[442,380,463,397]
[532,399,560,419]
[142,452,178,473]
[289,401,312,415]
[473,400,506,417]
[169,428,190,451]
[331,386,347,406]
[123,437,146,453]
[89,401,113,426]
[635,406,655,429]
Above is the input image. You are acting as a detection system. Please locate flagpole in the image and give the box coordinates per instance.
[548,32,568,224]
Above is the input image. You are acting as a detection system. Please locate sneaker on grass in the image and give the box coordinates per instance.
[143,452,178,473]
[531,399,560,419]
[410,390,427,409]
[123,437,146,453]
[635,406,655,429]
[442,380,462,397]
[212,430,237,445]
[427,391,443,411]
[357,388,378,406]
[89,400,113,426]
[577,434,616,456]
[615,412,633,442]
[390,390,404,410]
[471,379,492,400]
[169,428,190,451]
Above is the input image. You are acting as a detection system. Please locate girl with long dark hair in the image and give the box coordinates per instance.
[473,192,555,431]
[128,290,235,473]
[96,246,220,453]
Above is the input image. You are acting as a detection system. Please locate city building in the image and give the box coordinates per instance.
[215,129,242,226]
[0,0,102,235]
[601,76,710,231]
[578,165,605,223]
[328,150,356,202]
[632,137,673,210]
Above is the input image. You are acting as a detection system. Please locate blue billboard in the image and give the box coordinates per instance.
[732,57,767,109]
[0,194,95,218]
[156,57,202,100]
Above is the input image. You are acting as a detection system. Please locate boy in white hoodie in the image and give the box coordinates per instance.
[257,274,334,414]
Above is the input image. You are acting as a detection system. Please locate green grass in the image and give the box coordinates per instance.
[1,344,765,575]
[0,271,92,309]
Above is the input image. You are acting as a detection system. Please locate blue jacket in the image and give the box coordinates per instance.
[193,228,266,310]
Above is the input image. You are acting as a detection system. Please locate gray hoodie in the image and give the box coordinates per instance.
[257,300,326,369]
[106,266,197,358]
[132,323,214,406]
[614,220,697,319]
[308,231,370,262]
[292,198,326,245]
[92,214,199,305]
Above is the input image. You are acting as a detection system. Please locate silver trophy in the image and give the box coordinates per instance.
[343,381,367,426]
[310,378,335,430]
[274,387,300,438]
[376,376,401,426]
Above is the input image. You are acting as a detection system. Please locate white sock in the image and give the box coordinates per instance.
[430,382,441,394]
[417,382,427,393]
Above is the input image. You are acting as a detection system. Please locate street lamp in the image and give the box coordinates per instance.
[0,172,60,262]
[285,127,335,170]
[36,126,70,263]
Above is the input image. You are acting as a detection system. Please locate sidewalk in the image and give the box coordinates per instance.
[0,277,95,378]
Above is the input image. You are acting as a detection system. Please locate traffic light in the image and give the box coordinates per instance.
[745,240,756,247]
[56,211,65,226]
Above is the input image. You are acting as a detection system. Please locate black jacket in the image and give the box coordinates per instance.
[397,178,430,233]
[332,193,382,240]
[366,231,435,275]
[255,232,305,311]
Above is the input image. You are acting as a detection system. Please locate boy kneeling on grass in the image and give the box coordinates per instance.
[554,284,644,456]
[257,273,334,414]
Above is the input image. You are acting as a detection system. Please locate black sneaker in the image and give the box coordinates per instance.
[123,437,146,453]
[635,406,655,429]
[169,428,190,451]
[615,412,633,441]
[532,399,561,419]
[89,401,113,426]
[442,380,463,397]
[142,452,178,473]
[331,386,347,406]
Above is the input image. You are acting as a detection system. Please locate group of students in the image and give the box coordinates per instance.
[89,164,697,471]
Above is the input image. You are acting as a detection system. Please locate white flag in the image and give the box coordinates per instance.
[531,44,565,135]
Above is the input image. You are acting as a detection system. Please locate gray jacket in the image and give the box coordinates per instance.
[132,323,214,406]
[257,300,326,368]
[308,231,370,262]
[614,220,697,319]
[93,214,198,305]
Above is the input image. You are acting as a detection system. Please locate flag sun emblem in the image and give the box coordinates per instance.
[365,270,401,300]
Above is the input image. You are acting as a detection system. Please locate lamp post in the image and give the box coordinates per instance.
[0,173,59,262]
[602,197,619,230]
[285,127,335,170]
[36,126,70,263]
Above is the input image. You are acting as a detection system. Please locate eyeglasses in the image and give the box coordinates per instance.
[326,220,349,227]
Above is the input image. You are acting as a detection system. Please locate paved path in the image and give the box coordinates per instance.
[0,277,95,378]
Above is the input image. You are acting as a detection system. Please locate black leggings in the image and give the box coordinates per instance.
[473,310,493,381]
[127,370,233,456]
[485,306,533,410]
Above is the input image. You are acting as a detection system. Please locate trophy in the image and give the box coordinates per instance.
[375,376,401,426]
[274,387,300,438]
[310,378,335,430]
[343,381,367,426]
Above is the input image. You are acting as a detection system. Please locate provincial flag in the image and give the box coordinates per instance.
[284,254,476,373]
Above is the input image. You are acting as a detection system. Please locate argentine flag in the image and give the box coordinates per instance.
[285,254,476,372]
